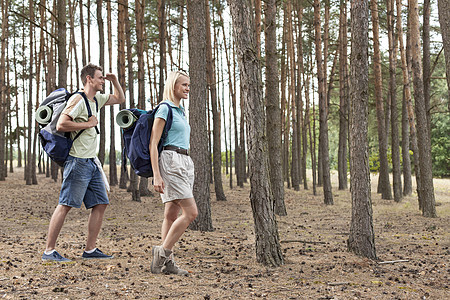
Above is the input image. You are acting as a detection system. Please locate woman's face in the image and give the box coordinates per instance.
[174,75,190,101]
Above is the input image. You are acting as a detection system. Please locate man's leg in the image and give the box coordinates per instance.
[45,204,72,251]
[85,204,108,251]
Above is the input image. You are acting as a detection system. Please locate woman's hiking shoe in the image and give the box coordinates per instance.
[151,246,189,276]
[162,256,189,276]
[42,250,71,262]
[82,248,113,259]
[151,246,168,274]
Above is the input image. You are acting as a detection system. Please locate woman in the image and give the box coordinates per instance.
[149,71,198,276]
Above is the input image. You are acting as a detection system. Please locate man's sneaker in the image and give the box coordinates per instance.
[42,250,71,262]
[162,255,189,276]
[151,246,170,274]
[82,248,113,259]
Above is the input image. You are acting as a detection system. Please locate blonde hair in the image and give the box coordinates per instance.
[162,70,190,102]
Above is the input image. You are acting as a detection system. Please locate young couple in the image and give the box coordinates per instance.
[43,64,196,276]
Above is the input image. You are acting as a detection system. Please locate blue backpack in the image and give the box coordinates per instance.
[37,88,98,166]
[120,102,173,177]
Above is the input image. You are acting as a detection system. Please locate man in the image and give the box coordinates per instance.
[42,63,125,262]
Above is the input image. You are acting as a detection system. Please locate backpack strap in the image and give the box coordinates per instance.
[77,91,100,135]
[157,102,174,139]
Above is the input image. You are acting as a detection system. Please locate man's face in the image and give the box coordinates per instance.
[88,70,105,92]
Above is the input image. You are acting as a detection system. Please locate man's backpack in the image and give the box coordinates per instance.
[118,102,173,178]
[36,88,98,166]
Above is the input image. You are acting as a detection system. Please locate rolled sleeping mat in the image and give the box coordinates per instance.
[116,109,138,129]
[35,105,53,125]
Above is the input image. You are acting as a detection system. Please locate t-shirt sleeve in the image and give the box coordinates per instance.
[95,92,110,109]
[155,104,170,121]
[63,94,85,120]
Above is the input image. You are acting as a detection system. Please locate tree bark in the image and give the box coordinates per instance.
[387,0,402,202]
[228,0,283,266]
[264,0,286,216]
[409,0,437,217]
[314,0,333,205]
[0,0,8,181]
[338,0,349,190]
[438,0,450,110]
[96,0,106,165]
[187,0,213,232]
[370,0,392,200]
[228,0,283,267]
[158,0,166,103]
[118,0,128,190]
[205,0,226,201]
[396,0,413,196]
[348,0,377,260]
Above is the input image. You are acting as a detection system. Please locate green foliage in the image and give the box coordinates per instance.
[430,113,450,177]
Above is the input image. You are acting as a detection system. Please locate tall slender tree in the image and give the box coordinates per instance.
[206,0,226,201]
[387,0,402,202]
[396,0,413,196]
[0,0,8,181]
[264,0,286,216]
[187,0,213,232]
[158,0,166,103]
[370,0,392,200]
[438,0,450,110]
[97,0,106,165]
[348,0,376,260]
[314,0,333,205]
[26,0,35,185]
[409,0,437,217]
[338,0,349,190]
[228,0,284,267]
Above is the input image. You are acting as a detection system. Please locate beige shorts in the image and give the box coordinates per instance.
[159,150,195,203]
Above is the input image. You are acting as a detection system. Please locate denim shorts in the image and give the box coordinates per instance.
[59,156,109,209]
[159,150,194,203]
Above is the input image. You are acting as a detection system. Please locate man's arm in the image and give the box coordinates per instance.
[104,73,126,105]
[56,114,98,132]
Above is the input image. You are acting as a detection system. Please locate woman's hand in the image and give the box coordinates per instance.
[153,175,165,194]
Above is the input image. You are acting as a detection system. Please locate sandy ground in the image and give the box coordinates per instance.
[0,167,448,299]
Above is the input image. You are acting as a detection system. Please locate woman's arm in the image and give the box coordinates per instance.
[150,117,166,193]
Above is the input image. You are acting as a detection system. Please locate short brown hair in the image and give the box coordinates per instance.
[80,63,103,86]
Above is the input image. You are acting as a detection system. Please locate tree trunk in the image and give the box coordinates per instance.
[158,0,166,103]
[206,0,226,201]
[0,0,8,181]
[370,0,392,200]
[387,0,402,202]
[348,0,377,260]
[280,7,289,187]
[338,0,349,190]
[409,0,437,217]
[286,0,299,191]
[396,0,413,196]
[228,0,284,267]
[314,0,333,205]
[96,0,106,165]
[187,0,213,232]
[118,0,128,190]
[423,0,431,130]
[26,0,35,185]
[438,0,450,110]
[107,0,117,186]
[135,0,151,198]
[264,0,286,216]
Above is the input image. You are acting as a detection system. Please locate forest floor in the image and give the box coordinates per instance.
[0,167,448,300]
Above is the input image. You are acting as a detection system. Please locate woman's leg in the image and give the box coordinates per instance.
[161,201,181,244]
[162,197,198,251]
